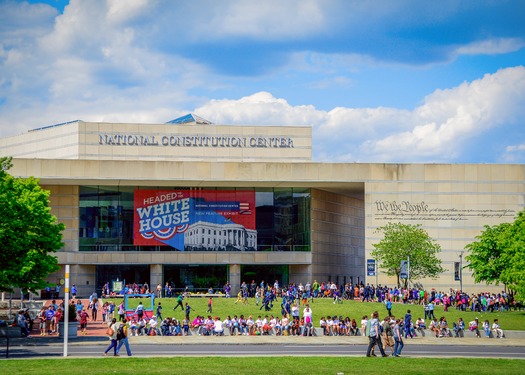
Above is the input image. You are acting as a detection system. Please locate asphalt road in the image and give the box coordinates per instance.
[3,343,525,359]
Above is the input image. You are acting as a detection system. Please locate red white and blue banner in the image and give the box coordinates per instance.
[134,190,256,250]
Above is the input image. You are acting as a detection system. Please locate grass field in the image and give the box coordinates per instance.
[0,357,524,374]
[113,296,525,330]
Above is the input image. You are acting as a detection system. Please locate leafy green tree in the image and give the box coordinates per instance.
[371,222,445,288]
[0,157,65,292]
[464,222,510,286]
[467,211,525,299]
[499,212,525,299]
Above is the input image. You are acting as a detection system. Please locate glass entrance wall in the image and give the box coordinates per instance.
[95,265,150,295]
[240,265,289,287]
[79,186,311,252]
[163,265,228,292]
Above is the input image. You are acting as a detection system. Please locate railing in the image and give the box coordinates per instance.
[79,244,311,252]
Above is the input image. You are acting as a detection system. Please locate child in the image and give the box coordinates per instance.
[79,308,89,335]
[482,319,491,338]
[102,302,108,323]
[206,297,213,313]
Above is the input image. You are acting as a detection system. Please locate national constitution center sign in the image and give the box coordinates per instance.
[134,190,256,251]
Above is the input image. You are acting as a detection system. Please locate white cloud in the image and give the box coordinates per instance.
[195,67,525,162]
[503,143,525,163]
[1,1,524,164]
[506,144,525,152]
[106,0,150,24]
[456,38,525,56]
[346,67,525,161]
[196,92,323,126]
[202,0,327,40]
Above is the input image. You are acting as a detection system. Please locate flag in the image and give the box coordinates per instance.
[239,202,251,214]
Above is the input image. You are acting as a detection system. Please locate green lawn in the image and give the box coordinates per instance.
[112,296,525,330]
[0,357,523,374]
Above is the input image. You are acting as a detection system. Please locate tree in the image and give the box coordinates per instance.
[466,210,525,300]
[499,212,525,299]
[464,222,510,286]
[0,157,65,292]
[371,222,445,288]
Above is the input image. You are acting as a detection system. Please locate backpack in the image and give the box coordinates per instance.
[116,324,126,340]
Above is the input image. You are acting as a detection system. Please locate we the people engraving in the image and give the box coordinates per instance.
[374,200,515,221]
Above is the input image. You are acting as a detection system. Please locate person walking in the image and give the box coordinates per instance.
[185,302,195,320]
[385,299,392,317]
[427,301,436,320]
[17,310,31,337]
[118,301,125,321]
[173,294,184,311]
[71,284,77,299]
[104,318,120,356]
[381,316,395,356]
[393,318,404,357]
[135,302,145,321]
[404,309,413,338]
[206,297,213,314]
[79,308,89,335]
[366,311,388,357]
[156,302,163,320]
[44,305,55,335]
[116,318,132,356]
[91,298,99,321]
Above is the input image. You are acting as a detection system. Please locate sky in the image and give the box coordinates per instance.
[1,0,524,163]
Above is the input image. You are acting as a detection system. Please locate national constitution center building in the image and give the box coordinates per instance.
[1,115,523,296]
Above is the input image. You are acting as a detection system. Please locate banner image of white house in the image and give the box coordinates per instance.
[134,190,256,251]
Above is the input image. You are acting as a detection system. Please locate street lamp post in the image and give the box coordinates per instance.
[459,252,464,292]
[407,255,410,289]
[375,260,378,286]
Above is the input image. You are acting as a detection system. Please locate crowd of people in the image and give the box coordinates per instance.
[89,280,512,343]
[16,279,514,339]
[34,301,63,336]
[92,278,521,317]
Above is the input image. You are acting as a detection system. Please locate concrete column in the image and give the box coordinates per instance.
[150,264,163,291]
[289,264,312,286]
[229,264,241,294]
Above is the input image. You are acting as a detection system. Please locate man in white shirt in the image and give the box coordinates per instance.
[213,316,224,336]
[148,316,160,336]
[492,319,504,338]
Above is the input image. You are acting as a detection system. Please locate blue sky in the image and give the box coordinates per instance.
[1,0,524,163]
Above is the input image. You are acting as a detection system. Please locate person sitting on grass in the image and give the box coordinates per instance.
[16,310,31,338]
[129,319,138,336]
[213,316,224,336]
[438,316,450,337]
[191,315,203,335]
[453,317,465,337]
[416,317,426,336]
[429,318,440,337]
[204,315,214,336]
[272,316,282,335]
[492,319,504,338]
[468,318,480,338]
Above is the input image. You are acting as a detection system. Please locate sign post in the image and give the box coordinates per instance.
[367,259,378,286]
[400,257,410,287]
[63,264,70,357]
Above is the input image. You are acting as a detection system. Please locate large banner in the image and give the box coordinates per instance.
[134,190,256,251]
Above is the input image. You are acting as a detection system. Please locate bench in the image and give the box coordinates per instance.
[0,326,22,358]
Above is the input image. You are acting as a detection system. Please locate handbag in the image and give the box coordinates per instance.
[106,326,114,336]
